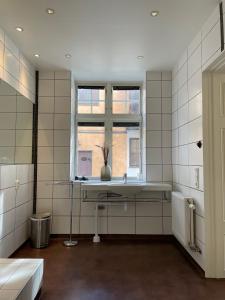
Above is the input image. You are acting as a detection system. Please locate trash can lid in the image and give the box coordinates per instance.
[30,212,51,220]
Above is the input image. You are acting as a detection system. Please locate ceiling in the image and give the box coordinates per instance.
[0,0,218,81]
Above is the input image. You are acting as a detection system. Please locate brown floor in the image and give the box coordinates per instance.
[12,238,225,300]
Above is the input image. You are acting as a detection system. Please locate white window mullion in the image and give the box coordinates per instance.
[105,119,112,168]
[105,83,112,167]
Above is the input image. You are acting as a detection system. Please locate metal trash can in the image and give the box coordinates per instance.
[30,213,51,248]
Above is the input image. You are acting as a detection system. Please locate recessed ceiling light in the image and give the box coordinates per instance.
[16,27,23,32]
[65,54,72,59]
[46,8,55,14]
[34,54,40,58]
[151,11,159,17]
[137,56,144,60]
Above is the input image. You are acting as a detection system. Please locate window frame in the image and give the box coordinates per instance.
[75,82,143,180]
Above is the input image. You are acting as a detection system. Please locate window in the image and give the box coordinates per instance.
[112,86,140,114]
[129,138,140,168]
[77,123,105,177]
[76,84,142,179]
[77,86,105,114]
[112,123,140,178]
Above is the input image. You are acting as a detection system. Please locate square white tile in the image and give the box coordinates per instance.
[54,80,71,97]
[38,97,54,113]
[146,148,162,164]
[146,71,161,81]
[39,80,54,97]
[54,114,70,130]
[146,81,161,98]
[37,147,53,164]
[136,217,162,234]
[146,114,161,131]
[162,81,172,97]
[38,130,53,147]
[38,114,54,130]
[54,130,70,146]
[108,217,135,234]
[146,131,162,147]
[146,165,162,182]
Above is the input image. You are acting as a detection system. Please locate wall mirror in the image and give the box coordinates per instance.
[0,79,33,164]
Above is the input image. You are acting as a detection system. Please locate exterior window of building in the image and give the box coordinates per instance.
[112,86,140,114]
[112,123,140,178]
[77,86,105,114]
[76,84,142,179]
[129,138,140,168]
[77,123,105,177]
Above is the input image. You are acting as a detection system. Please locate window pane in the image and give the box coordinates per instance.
[129,138,140,167]
[112,88,140,114]
[77,126,105,177]
[112,125,140,177]
[77,87,105,114]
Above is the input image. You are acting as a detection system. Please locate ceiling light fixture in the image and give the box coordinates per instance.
[65,54,72,59]
[16,27,23,32]
[151,11,159,17]
[46,8,55,14]
[137,56,144,60]
[34,54,40,58]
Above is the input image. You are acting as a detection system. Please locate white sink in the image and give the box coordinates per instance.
[108,182,144,194]
[80,181,172,195]
[81,181,144,194]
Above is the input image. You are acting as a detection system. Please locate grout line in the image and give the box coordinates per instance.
[160,80,164,233]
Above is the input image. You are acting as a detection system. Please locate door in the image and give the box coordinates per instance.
[210,72,225,277]
[78,151,92,176]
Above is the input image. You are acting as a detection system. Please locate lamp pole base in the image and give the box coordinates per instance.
[93,235,101,243]
[63,240,78,247]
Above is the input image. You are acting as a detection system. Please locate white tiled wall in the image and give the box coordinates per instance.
[50,184,171,235]
[145,71,172,183]
[37,71,72,232]
[0,27,35,257]
[0,81,33,164]
[172,38,205,268]
[171,3,222,268]
[36,71,172,235]
[0,164,33,257]
[0,26,35,103]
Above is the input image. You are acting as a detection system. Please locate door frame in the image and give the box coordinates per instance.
[203,52,225,278]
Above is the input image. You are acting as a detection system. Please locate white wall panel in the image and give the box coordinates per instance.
[0,26,35,103]
[188,46,201,79]
[0,165,33,258]
[170,3,222,268]
[202,22,221,66]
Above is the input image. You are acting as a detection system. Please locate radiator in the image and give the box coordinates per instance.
[172,192,201,253]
